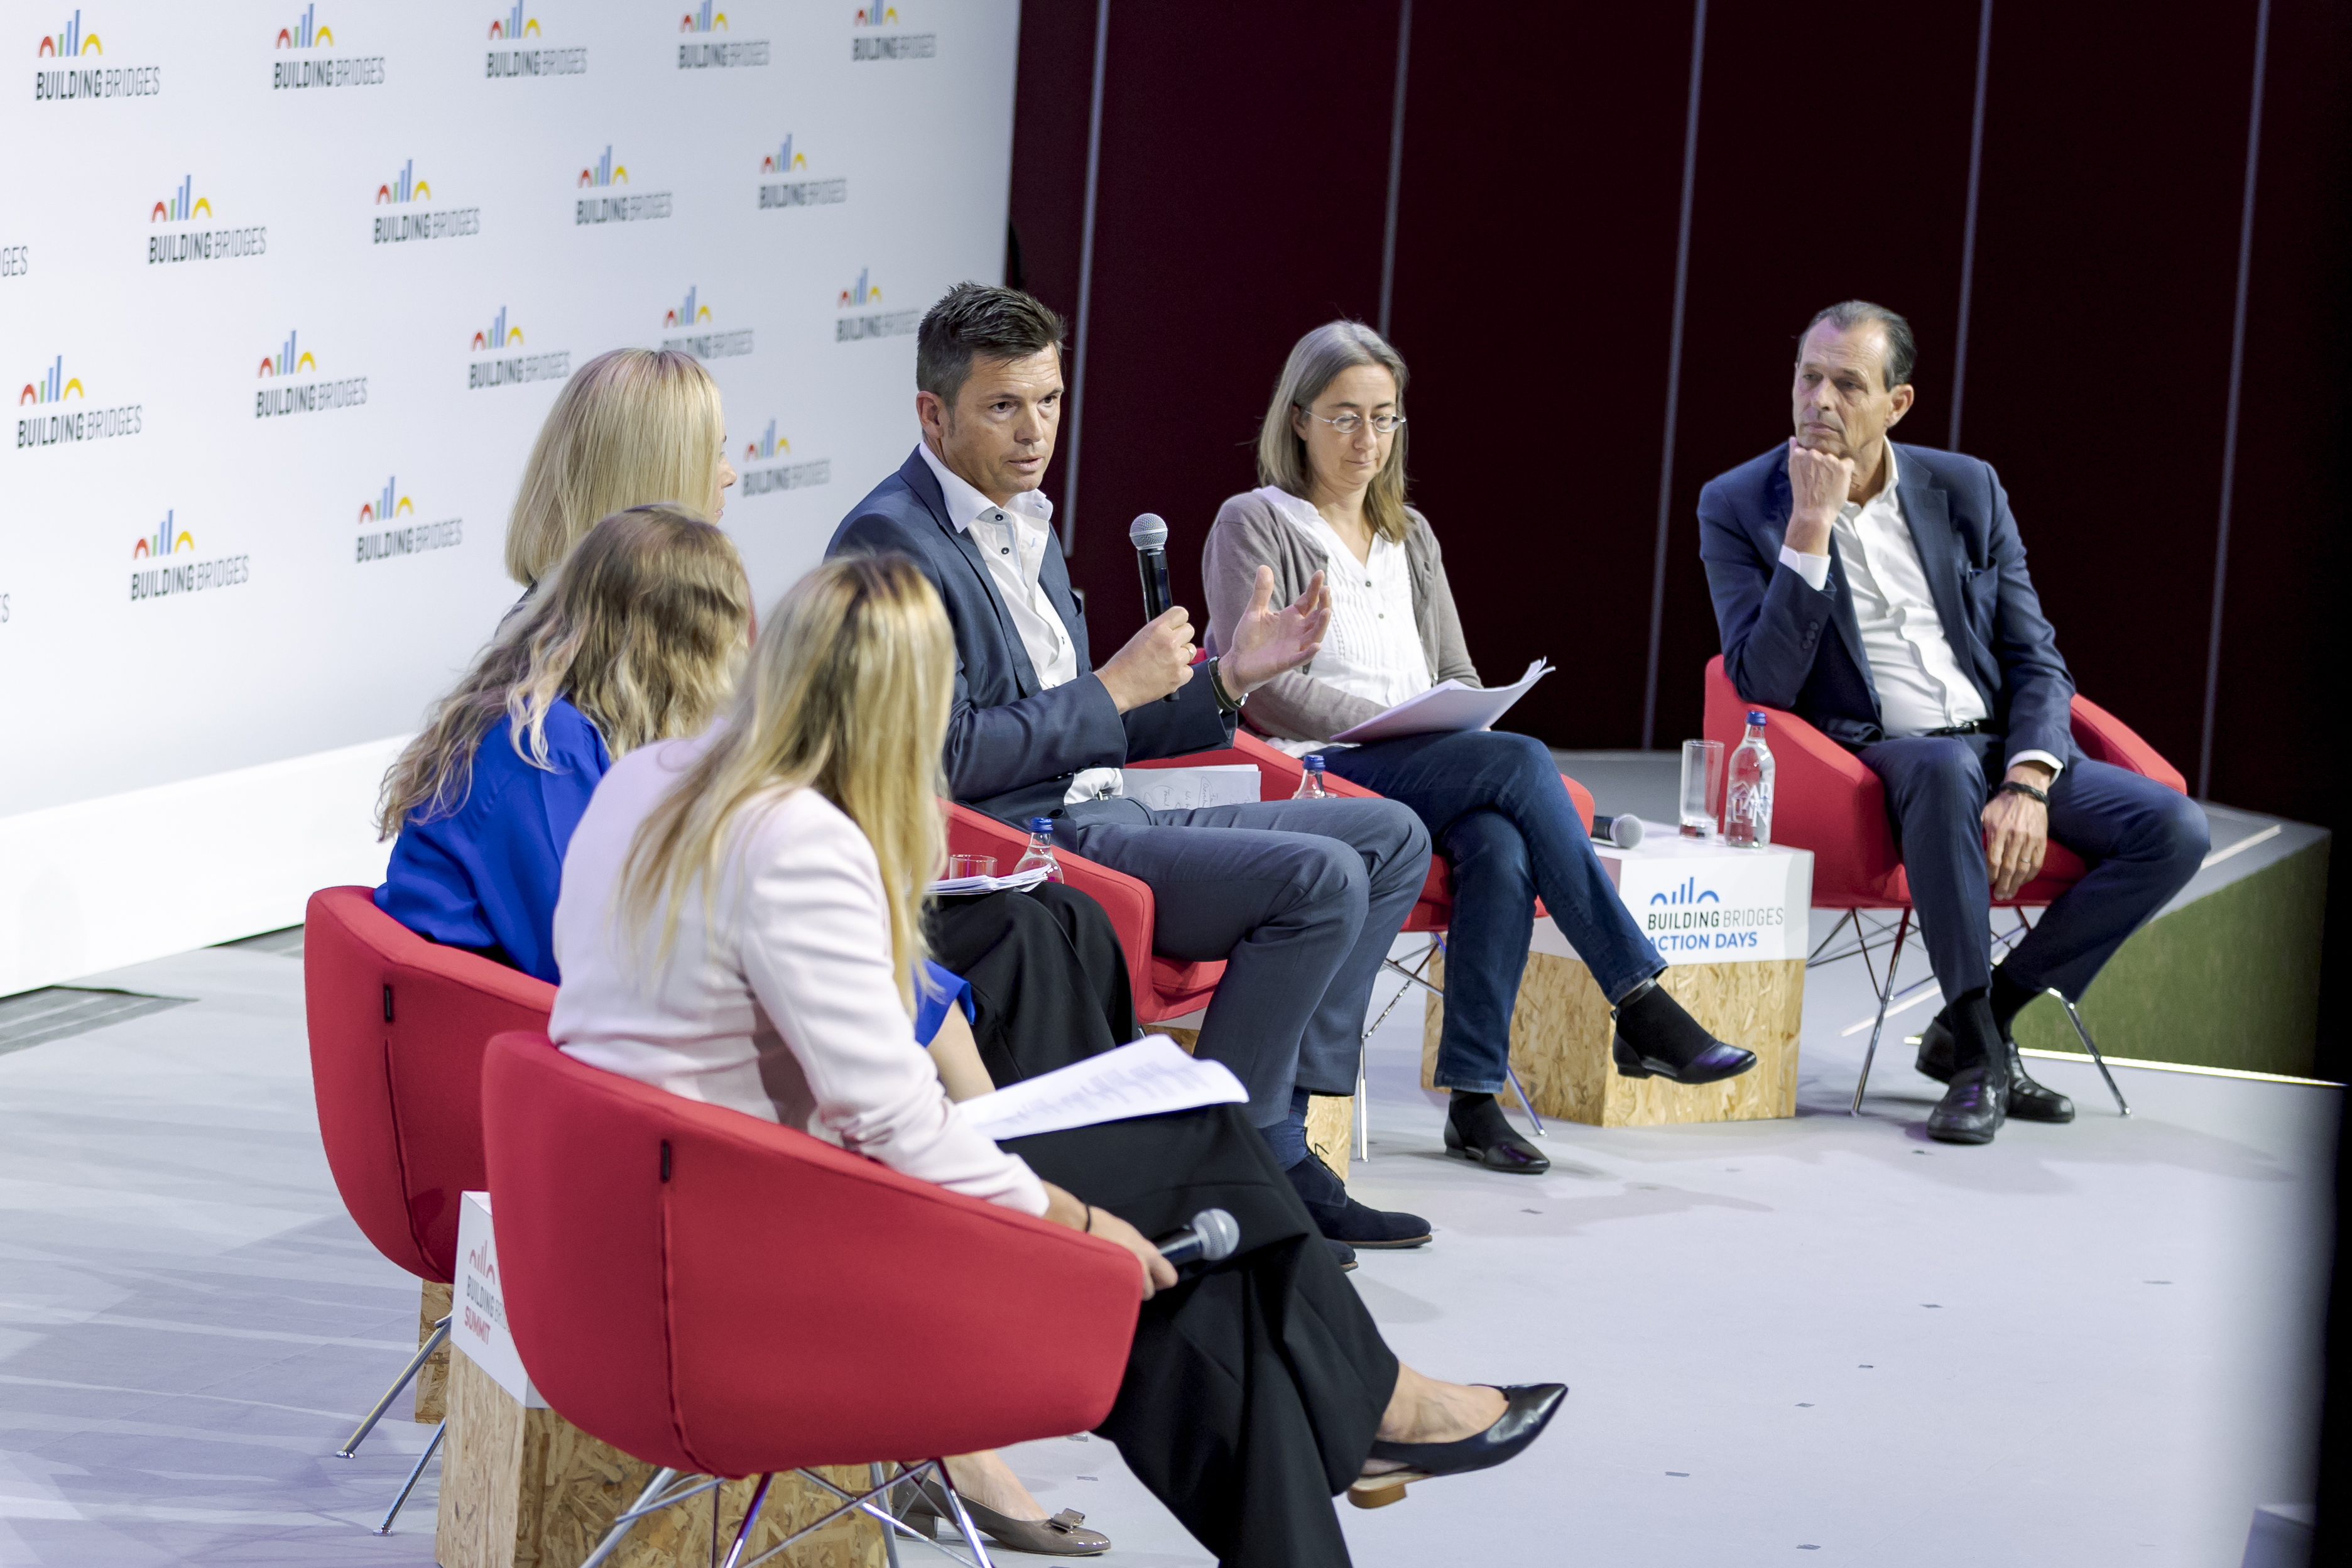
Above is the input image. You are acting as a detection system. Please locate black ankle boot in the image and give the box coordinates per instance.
[1444,1092,1549,1174]
[1611,980,1756,1084]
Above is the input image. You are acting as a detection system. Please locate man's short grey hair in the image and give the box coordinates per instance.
[1801,300,1917,390]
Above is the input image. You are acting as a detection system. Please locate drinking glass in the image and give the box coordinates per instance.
[1679,739,1724,840]
[946,854,997,880]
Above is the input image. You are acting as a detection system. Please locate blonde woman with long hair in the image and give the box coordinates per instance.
[1203,322,1756,1177]
[550,553,1564,1567]
[504,348,738,589]
[374,504,751,982]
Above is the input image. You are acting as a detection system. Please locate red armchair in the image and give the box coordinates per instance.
[481,1030,1139,1567]
[1701,656,2186,1113]
[302,886,557,1526]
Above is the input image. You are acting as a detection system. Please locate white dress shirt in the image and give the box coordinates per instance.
[1253,486,1430,756]
[1778,444,2061,775]
[917,442,1123,804]
[550,731,1047,1216]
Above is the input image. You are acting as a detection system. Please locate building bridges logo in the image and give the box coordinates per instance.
[256,329,366,419]
[489,4,586,77]
[837,268,916,341]
[739,417,829,498]
[469,307,570,389]
[36,9,160,102]
[274,6,386,90]
[149,174,265,265]
[374,160,481,244]
[852,3,934,62]
[577,146,672,226]
[18,354,139,449]
[1642,874,1784,954]
[130,510,249,602]
[660,286,752,359]
[356,474,462,564]
[680,1,767,68]
[760,134,847,212]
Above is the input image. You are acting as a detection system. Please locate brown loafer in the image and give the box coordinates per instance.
[907,1477,1111,1557]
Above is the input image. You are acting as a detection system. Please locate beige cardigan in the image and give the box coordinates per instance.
[1200,489,1480,744]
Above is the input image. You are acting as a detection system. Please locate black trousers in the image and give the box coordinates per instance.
[926,883,1138,1086]
[1004,1104,1399,1568]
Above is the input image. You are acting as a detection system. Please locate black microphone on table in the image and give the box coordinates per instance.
[1129,512,1179,702]
[1153,1207,1239,1266]
[1591,814,1645,849]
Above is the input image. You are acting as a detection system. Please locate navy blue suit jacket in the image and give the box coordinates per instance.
[828,448,1233,825]
[1696,441,2075,771]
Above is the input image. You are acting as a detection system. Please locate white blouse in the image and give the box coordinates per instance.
[1256,486,1431,752]
[549,732,1047,1216]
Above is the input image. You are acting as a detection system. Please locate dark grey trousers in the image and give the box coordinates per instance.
[1055,795,1431,1124]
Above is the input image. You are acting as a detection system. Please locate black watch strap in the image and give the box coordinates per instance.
[1997,778,2050,805]
[1207,657,1245,714]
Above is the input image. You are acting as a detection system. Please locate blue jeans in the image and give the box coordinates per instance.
[1320,731,1663,1093]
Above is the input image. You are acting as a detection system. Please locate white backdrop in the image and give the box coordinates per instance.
[1,0,1021,991]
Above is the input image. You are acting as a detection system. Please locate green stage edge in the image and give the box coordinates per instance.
[2011,839,2331,1080]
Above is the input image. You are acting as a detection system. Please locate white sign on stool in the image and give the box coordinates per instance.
[1528,822,1813,966]
[453,1190,547,1408]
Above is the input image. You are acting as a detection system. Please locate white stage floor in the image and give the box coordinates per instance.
[0,916,2329,1567]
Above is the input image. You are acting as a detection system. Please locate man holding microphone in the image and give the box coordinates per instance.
[830,283,1435,1256]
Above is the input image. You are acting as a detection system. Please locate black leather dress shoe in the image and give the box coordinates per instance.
[1925,1062,2008,1144]
[1286,1152,1432,1248]
[1611,981,1757,1084]
[1348,1383,1569,1509]
[1444,1092,1550,1174]
[1917,1017,2074,1123]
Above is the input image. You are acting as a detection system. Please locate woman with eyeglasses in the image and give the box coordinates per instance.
[1202,322,1756,1177]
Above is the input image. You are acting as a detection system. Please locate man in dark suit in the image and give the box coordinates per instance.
[1699,300,2207,1144]
[830,283,1434,1253]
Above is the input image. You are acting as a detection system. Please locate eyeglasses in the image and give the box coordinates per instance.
[1306,410,1405,436]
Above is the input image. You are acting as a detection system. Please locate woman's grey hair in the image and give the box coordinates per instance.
[1255,321,1412,544]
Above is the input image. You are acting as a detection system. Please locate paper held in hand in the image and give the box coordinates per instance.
[927,866,1054,897]
[1327,658,1555,744]
[956,1035,1248,1142]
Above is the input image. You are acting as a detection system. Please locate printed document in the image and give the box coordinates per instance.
[1328,658,1554,744]
[1119,764,1262,811]
[956,1036,1248,1141]
[927,866,1054,897]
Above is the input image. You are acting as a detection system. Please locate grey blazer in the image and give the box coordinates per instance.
[1200,489,1479,744]
[828,449,1233,826]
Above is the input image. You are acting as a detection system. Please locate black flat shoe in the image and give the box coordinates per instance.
[1611,981,1756,1084]
[1444,1092,1550,1174]
[1348,1383,1569,1509]
[1326,1237,1358,1272]
[1925,1062,2008,1144]
[1286,1152,1433,1249]
[1917,1016,2074,1123]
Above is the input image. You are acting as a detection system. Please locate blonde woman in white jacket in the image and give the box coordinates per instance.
[550,552,1564,1566]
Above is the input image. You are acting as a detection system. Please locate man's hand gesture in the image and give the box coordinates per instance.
[1785,438,1855,557]
[1981,765,2054,901]
[1218,567,1331,696]
[1096,606,1197,714]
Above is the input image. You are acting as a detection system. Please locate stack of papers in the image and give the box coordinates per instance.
[956,1035,1249,1141]
[1329,658,1555,744]
[1120,763,1263,811]
[926,866,1054,897]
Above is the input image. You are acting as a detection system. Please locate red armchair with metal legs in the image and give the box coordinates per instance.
[302,885,557,1530]
[1701,656,2187,1115]
[479,1030,1141,1568]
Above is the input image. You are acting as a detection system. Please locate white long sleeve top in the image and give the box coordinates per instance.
[548,734,1047,1216]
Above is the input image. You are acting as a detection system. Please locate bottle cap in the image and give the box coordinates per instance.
[1746,710,1768,726]
[1303,754,1326,771]
[1028,816,1055,832]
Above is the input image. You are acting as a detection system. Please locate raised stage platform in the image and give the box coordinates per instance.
[0,754,2330,1566]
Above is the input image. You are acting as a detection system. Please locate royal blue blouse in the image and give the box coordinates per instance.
[374,698,972,1040]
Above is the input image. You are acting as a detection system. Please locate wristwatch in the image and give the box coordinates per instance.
[1206,656,1246,714]
[1996,778,2050,805]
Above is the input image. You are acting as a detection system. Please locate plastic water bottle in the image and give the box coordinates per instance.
[1011,817,1065,883]
[1292,754,1331,800]
[1724,710,1775,849]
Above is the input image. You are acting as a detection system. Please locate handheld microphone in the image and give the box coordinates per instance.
[1153,1207,1239,1267]
[1591,814,1645,849]
[1129,513,1179,703]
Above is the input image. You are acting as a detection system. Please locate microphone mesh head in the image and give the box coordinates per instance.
[1611,815,1645,849]
[1128,513,1168,550]
[1192,1207,1240,1263]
